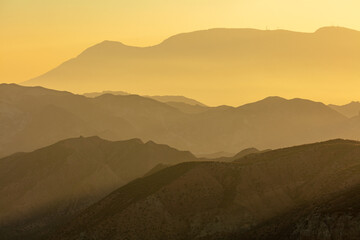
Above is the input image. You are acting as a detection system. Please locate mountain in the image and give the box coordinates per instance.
[1,84,359,158]
[148,95,207,106]
[50,139,360,240]
[84,90,207,108]
[189,96,350,152]
[165,101,209,114]
[196,151,235,159]
[0,83,135,158]
[329,101,360,118]
[23,27,360,105]
[83,90,129,98]
[0,136,197,240]
[231,147,260,159]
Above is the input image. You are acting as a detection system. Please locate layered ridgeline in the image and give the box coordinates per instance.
[84,91,207,108]
[23,27,360,104]
[1,83,360,158]
[50,140,360,240]
[329,101,360,118]
[0,136,197,240]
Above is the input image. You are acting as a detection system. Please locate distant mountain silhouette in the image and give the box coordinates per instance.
[147,95,207,106]
[196,151,235,159]
[164,101,209,114]
[50,139,360,240]
[84,90,207,107]
[0,84,135,158]
[2,84,360,158]
[0,136,197,240]
[83,90,129,98]
[329,101,360,118]
[22,27,360,104]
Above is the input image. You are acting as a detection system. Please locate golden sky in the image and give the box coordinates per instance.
[1,0,360,85]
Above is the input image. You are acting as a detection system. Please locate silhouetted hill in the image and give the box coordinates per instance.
[0,84,135,158]
[232,147,260,159]
[0,136,197,240]
[148,95,207,106]
[50,139,360,240]
[83,90,129,98]
[165,101,209,114]
[84,90,207,108]
[329,101,360,118]
[196,151,235,159]
[189,96,350,152]
[2,84,360,158]
[23,27,360,104]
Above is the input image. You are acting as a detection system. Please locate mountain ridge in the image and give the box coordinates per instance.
[0,136,198,240]
[22,27,360,106]
[49,139,360,240]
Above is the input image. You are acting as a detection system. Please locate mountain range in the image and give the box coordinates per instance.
[22,27,360,105]
[0,136,197,240]
[49,139,360,240]
[2,83,360,159]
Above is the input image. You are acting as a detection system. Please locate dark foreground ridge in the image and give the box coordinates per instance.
[0,136,197,240]
[50,139,360,240]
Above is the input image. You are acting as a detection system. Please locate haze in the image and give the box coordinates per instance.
[1,0,360,106]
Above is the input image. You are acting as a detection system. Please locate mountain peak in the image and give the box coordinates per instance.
[315,26,359,34]
[77,40,141,58]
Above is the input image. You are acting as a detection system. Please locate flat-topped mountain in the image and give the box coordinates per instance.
[0,136,197,240]
[23,27,360,105]
[50,139,360,240]
[1,84,359,158]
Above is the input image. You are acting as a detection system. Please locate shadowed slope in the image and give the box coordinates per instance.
[238,185,360,240]
[51,139,360,240]
[0,136,197,240]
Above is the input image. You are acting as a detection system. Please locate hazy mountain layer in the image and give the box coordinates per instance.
[84,91,207,107]
[23,27,360,105]
[51,140,360,240]
[329,101,360,118]
[0,136,196,240]
[1,84,360,158]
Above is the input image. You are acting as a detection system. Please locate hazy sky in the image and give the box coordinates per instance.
[1,0,360,85]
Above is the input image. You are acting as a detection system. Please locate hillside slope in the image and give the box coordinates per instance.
[51,139,360,240]
[0,136,197,240]
[2,84,359,158]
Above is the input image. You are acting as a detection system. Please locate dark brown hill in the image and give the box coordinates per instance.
[51,139,360,240]
[0,136,196,240]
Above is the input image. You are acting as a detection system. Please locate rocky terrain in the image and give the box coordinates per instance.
[0,136,197,240]
[50,139,360,240]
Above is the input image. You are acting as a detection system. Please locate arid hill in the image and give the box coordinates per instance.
[84,91,207,107]
[238,185,360,240]
[329,101,360,118]
[1,84,360,158]
[23,27,360,105]
[0,136,196,240]
[51,139,360,240]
